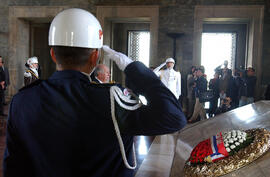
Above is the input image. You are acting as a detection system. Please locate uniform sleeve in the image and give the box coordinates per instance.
[153,69,161,77]
[122,61,187,136]
[3,99,35,177]
[153,63,166,77]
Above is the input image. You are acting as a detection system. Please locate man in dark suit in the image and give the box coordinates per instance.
[90,64,110,83]
[4,8,187,177]
[0,56,6,116]
[0,56,10,105]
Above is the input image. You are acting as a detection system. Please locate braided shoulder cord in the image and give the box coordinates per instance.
[110,86,142,169]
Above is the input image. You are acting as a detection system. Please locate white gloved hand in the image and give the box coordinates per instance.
[103,45,133,71]
[153,62,166,73]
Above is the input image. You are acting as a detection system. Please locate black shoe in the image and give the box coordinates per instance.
[0,113,7,116]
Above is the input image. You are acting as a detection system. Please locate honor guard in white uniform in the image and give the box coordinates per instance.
[24,56,39,86]
[154,58,181,99]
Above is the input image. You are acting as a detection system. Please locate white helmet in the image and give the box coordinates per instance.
[49,8,103,49]
[28,57,38,65]
[166,58,175,63]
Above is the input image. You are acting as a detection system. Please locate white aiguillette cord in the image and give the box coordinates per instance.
[110,86,142,169]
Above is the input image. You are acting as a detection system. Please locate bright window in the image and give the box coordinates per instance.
[201,33,236,81]
[128,31,150,67]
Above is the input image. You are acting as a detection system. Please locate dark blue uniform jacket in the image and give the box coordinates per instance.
[4,62,186,177]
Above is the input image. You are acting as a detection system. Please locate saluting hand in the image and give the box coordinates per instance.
[102,45,133,71]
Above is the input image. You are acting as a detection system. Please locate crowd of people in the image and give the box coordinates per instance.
[186,60,257,122]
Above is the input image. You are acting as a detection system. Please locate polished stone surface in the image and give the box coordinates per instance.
[135,133,178,177]
[136,101,270,177]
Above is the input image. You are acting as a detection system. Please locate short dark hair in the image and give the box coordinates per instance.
[52,46,95,67]
[190,66,196,74]
[197,67,204,73]
[198,65,205,73]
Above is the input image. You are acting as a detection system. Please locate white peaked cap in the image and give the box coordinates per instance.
[28,56,38,64]
[166,58,175,63]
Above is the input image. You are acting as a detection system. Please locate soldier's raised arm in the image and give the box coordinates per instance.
[103,46,187,136]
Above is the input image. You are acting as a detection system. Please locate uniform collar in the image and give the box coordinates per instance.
[166,68,175,72]
[30,68,39,77]
[49,70,90,82]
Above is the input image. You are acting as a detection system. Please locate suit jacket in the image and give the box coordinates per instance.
[90,72,99,83]
[2,66,10,87]
[0,67,5,91]
[90,74,101,84]
[195,76,207,98]
[4,62,187,177]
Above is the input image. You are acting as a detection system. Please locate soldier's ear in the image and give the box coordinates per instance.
[89,49,99,67]
[50,48,57,64]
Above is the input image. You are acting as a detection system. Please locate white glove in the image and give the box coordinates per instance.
[102,45,133,71]
[153,62,166,73]
[24,72,31,77]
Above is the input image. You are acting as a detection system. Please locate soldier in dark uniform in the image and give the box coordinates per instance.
[24,56,39,86]
[4,8,187,177]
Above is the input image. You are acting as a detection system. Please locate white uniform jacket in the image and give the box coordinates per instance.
[154,67,181,99]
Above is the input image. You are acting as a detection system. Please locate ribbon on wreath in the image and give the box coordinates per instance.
[190,132,229,163]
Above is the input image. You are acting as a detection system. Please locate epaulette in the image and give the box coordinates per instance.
[19,79,42,91]
[90,80,120,88]
[90,82,119,88]
[26,69,39,79]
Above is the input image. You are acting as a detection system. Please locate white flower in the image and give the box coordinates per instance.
[234,138,237,141]
[225,143,229,147]
[237,136,241,139]
[230,145,236,149]
[227,135,231,139]
[243,137,246,141]
[229,139,234,143]
[226,148,231,152]
[239,139,243,143]
[235,142,240,146]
